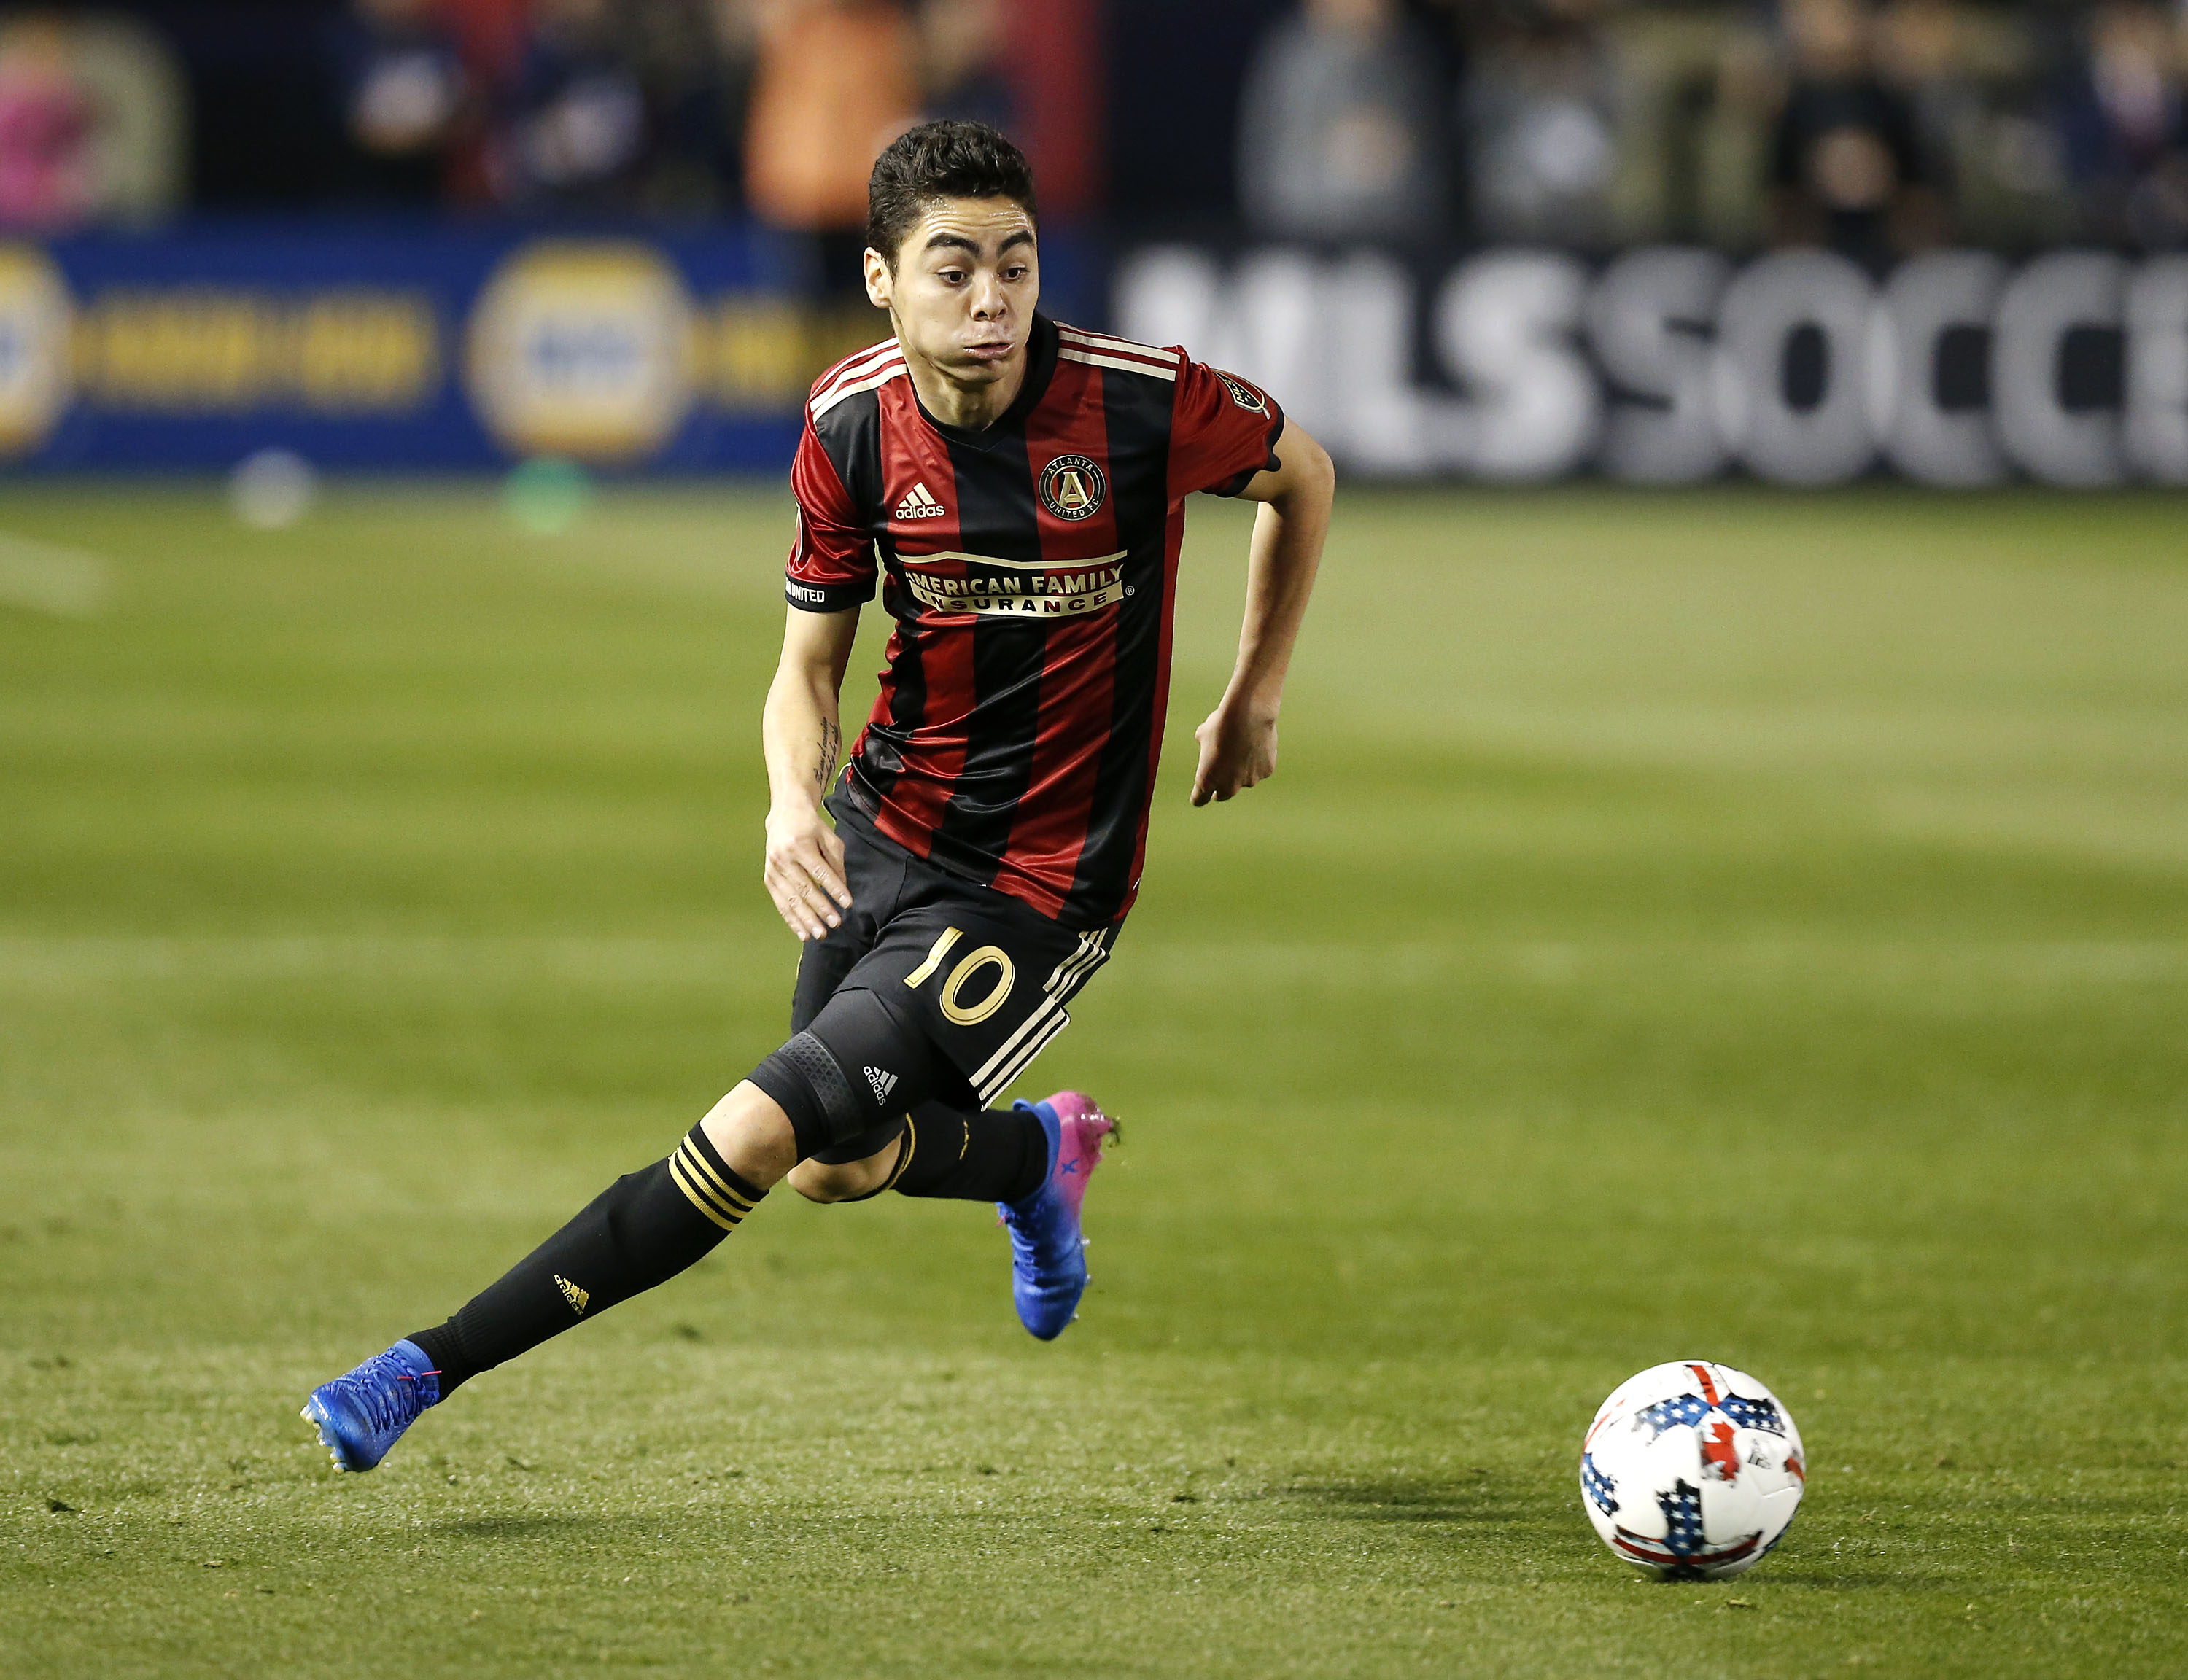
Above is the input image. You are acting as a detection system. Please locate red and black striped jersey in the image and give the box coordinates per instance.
[785,314,1284,930]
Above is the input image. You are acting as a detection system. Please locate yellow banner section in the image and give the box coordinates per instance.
[74,290,441,413]
[698,298,891,410]
[61,288,877,419]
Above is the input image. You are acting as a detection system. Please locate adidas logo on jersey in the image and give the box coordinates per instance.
[555,1274,590,1315]
[864,1065,898,1102]
[894,482,947,520]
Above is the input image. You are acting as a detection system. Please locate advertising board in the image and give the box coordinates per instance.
[1,225,2179,486]
[1118,246,2188,486]
[0,223,1087,473]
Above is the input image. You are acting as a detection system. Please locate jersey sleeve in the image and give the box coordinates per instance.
[1166,357,1287,501]
[785,418,876,612]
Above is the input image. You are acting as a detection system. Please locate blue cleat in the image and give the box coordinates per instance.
[998,1092,1115,1341]
[301,1339,441,1472]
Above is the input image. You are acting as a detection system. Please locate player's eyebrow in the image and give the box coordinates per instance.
[923,229,1036,257]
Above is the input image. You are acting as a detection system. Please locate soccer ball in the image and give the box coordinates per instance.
[1579,1360,1805,1579]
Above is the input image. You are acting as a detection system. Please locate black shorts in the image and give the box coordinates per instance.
[791,790,1118,1113]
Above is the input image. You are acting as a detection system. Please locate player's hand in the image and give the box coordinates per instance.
[764,804,852,941]
[1190,699,1278,806]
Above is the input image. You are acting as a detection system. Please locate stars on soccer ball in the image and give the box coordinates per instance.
[1581,1452,1620,1517]
[1634,1388,1788,1445]
[1658,1478,1707,1558]
[1634,1393,1711,1440]
[1719,1394,1787,1436]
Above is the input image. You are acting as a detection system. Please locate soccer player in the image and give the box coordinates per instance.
[302,120,1334,1471]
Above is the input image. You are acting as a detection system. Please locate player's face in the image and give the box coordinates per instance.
[866,198,1039,388]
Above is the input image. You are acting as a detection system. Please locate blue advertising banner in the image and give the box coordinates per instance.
[0,223,1097,472]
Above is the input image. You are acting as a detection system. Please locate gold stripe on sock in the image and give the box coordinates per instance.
[672,1143,753,1220]
[669,1153,745,1232]
[670,1155,742,1230]
[674,1138,753,1216]
[676,1138,756,1213]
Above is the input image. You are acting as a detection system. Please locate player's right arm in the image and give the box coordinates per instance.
[765,408,878,940]
[762,605,858,940]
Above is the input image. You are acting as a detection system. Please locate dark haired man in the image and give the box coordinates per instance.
[301,120,1334,1473]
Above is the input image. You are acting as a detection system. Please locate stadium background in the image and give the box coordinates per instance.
[3,4,2185,1679]
[0,0,2181,481]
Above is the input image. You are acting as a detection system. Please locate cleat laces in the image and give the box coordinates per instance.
[348,1353,438,1433]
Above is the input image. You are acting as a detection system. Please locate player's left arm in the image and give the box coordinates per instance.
[1191,424,1335,807]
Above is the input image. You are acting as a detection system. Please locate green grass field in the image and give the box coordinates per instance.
[1,481,2184,1678]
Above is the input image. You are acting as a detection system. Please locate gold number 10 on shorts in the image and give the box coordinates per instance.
[904,928,1017,1026]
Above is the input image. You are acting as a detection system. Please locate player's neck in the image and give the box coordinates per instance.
[899,340,1027,433]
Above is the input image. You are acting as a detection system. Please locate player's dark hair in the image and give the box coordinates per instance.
[866,120,1039,271]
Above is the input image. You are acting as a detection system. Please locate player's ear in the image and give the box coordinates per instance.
[864,247,893,311]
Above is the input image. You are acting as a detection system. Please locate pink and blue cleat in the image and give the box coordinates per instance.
[999,1091,1115,1340]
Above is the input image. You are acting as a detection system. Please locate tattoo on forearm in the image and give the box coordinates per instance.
[815,720,840,793]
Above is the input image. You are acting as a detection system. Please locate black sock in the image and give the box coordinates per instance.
[891,1102,1047,1205]
[409,1126,763,1396]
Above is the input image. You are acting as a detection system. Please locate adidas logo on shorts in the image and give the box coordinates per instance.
[865,1065,897,1102]
[894,482,947,520]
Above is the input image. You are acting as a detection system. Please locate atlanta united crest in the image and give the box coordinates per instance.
[1040,454,1106,521]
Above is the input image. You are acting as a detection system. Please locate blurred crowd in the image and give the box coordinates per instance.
[1241,0,2188,257]
[330,0,1012,224]
[0,0,1007,235]
[1,0,2184,257]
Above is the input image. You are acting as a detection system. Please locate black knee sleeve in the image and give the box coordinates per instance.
[807,1117,909,1167]
[748,988,937,1160]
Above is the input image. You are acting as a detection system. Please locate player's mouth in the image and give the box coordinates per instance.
[959,338,1017,365]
